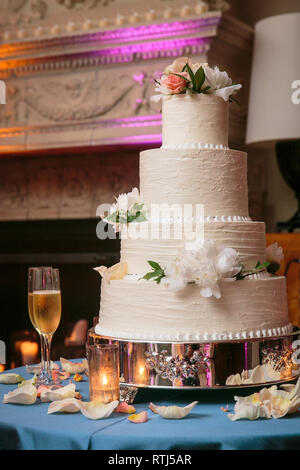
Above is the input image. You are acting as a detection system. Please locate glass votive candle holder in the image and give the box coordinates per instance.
[87,341,120,403]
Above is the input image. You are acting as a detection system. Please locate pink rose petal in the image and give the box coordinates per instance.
[116,402,136,414]
[127,411,148,423]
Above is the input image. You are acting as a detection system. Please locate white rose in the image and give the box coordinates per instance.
[127,187,140,209]
[160,277,186,292]
[164,57,192,75]
[266,243,284,265]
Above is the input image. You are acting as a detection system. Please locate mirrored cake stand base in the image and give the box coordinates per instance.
[87,327,300,400]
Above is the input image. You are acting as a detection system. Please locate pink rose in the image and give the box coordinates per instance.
[160,73,189,94]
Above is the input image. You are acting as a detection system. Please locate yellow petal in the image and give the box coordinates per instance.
[106,262,128,282]
[128,411,148,423]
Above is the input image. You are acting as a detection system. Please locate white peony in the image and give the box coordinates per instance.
[201,64,242,101]
[266,243,284,265]
[162,239,240,298]
[110,187,140,214]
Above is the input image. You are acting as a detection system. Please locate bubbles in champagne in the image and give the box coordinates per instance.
[32,290,61,335]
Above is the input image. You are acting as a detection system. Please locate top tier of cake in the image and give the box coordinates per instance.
[162,94,229,148]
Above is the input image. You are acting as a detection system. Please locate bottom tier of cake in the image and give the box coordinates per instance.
[95,275,292,342]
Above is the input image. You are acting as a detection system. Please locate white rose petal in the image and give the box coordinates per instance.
[40,383,76,403]
[213,84,242,102]
[60,358,88,374]
[47,398,82,414]
[0,373,23,384]
[80,400,119,420]
[3,384,37,405]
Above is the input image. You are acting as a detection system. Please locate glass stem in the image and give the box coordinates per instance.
[43,333,53,381]
[39,334,46,376]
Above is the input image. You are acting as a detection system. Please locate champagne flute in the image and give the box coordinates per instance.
[32,267,61,385]
[28,267,47,384]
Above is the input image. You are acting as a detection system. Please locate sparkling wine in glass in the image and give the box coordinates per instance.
[32,267,61,385]
[28,267,48,383]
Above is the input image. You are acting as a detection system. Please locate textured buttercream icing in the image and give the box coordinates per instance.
[140,148,249,217]
[96,276,291,342]
[96,86,291,342]
[121,220,266,274]
[162,94,229,147]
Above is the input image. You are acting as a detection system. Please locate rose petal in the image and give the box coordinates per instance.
[149,401,198,419]
[0,373,24,384]
[80,400,119,420]
[127,411,148,423]
[3,384,37,405]
[48,398,82,414]
[40,383,76,403]
[115,402,136,414]
[60,357,88,374]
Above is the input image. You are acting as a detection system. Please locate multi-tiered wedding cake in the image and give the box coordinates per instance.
[95,58,292,342]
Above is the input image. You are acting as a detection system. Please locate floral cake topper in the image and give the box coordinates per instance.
[152,57,242,103]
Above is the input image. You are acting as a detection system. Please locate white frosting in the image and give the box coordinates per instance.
[162,143,229,150]
[140,148,249,217]
[96,91,290,344]
[95,323,293,342]
[96,276,291,342]
[162,94,229,147]
[121,220,267,274]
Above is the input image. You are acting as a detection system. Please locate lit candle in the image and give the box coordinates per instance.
[20,341,39,365]
[88,343,119,403]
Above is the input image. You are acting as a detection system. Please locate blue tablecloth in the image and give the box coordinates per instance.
[1,363,300,450]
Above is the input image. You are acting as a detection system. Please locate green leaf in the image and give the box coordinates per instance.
[202,86,211,94]
[134,212,147,223]
[194,66,206,93]
[148,260,163,271]
[267,262,280,274]
[183,63,197,91]
[255,261,271,271]
[141,272,160,281]
[155,274,165,284]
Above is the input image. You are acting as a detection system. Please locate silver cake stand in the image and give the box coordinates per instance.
[87,327,300,401]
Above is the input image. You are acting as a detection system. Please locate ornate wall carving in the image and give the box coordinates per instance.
[0,4,265,221]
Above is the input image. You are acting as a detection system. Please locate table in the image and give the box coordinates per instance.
[1,363,300,450]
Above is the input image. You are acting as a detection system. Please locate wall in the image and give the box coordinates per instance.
[228,0,300,230]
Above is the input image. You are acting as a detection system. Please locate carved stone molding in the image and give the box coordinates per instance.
[0,0,220,44]
[0,13,220,152]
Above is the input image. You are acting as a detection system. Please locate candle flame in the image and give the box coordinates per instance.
[101,373,108,386]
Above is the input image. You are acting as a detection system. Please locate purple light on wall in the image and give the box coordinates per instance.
[72,16,221,47]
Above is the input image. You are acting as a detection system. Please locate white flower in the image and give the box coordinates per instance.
[266,243,284,265]
[202,64,242,101]
[164,57,192,75]
[160,277,186,292]
[108,188,140,215]
[161,239,240,299]
[103,188,143,232]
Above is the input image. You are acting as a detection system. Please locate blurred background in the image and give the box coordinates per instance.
[0,0,299,369]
